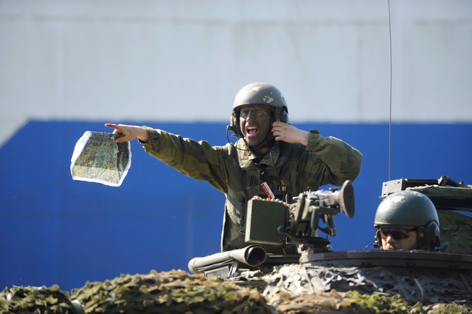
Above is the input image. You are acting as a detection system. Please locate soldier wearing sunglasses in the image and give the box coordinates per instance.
[373,190,441,251]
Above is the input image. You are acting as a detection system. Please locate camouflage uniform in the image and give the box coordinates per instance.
[140,127,362,253]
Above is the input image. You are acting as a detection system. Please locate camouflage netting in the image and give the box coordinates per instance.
[438,211,472,253]
[268,290,472,314]
[231,263,472,307]
[0,284,82,314]
[70,269,271,314]
[2,270,472,314]
[228,264,315,296]
[306,265,472,305]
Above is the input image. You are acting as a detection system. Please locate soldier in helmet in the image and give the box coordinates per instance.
[373,190,441,251]
[105,82,363,254]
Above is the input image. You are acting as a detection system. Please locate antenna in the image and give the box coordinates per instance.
[388,0,393,181]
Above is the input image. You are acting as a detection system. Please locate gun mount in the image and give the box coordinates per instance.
[188,181,356,278]
[245,180,355,252]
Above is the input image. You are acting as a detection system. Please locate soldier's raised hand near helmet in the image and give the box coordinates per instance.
[105,123,150,143]
[271,121,309,146]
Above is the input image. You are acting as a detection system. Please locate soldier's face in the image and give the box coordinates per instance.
[239,106,272,148]
[380,226,418,250]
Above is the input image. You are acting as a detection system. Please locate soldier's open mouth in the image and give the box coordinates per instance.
[247,127,258,136]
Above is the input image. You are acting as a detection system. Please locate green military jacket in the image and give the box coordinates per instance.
[140,127,363,253]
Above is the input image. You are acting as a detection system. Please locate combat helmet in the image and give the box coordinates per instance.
[229,82,289,138]
[374,190,440,250]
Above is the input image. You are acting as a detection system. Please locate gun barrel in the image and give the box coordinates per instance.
[188,245,267,274]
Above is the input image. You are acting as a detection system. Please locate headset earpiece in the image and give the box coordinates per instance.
[281,109,289,124]
[229,111,243,138]
[373,228,381,248]
[275,107,289,124]
[417,220,440,250]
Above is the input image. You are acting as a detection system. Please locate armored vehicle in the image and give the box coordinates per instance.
[189,176,472,310]
[2,177,471,313]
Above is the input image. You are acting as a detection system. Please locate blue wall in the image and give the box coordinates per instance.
[1,121,471,292]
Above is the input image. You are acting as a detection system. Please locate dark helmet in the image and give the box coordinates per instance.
[374,190,440,250]
[229,82,289,138]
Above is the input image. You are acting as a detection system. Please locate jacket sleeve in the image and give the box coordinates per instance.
[138,127,230,193]
[305,130,363,186]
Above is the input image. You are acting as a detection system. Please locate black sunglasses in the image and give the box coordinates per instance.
[379,227,416,240]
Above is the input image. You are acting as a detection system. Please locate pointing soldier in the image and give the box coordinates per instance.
[106,82,363,254]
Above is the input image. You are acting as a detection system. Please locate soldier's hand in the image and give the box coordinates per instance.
[104,123,150,143]
[272,121,309,146]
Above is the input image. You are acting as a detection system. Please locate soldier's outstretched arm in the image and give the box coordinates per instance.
[105,123,150,143]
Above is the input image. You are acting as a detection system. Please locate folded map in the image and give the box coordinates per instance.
[70,131,131,187]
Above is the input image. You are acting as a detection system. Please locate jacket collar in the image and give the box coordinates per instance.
[235,139,287,170]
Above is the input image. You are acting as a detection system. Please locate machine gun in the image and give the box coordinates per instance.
[245,180,355,253]
[189,180,356,277]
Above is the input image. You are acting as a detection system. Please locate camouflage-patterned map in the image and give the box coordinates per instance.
[70,131,131,187]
